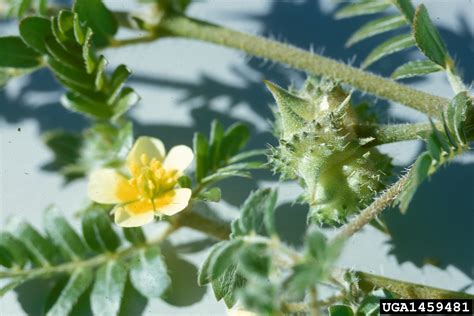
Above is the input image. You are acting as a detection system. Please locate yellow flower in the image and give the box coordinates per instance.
[87,136,194,227]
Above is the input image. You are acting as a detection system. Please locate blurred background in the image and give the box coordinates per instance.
[1,0,473,314]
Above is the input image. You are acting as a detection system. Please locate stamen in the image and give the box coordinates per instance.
[128,154,179,199]
[140,153,149,165]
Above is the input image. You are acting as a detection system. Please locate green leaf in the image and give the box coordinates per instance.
[50,15,81,54]
[42,130,82,179]
[74,0,118,47]
[413,4,448,67]
[217,161,264,173]
[284,262,319,300]
[306,229,344,267]
[0,278,29,297]
[91,260,128,316]
[239,280,277,314]
[61,92,113,119]
[427,120,450,159]
[0,232,29,267]
[57,11,77,44]
[200,170,251,185]
[0,36,42,68]
[46,55,99,90]
[197,187,222,202]
[391,60,442,79]
[194,132,209,182]
[45,37,84,70]
[111,87,140,120]
[211,264,237,300]
[335,0,391,19]
[357,289,395,315]
[212,264,245,309]
[123,227,146,245]
[393,0,415,22]
[198,241,227,286]
[231,188,278,238]
[356,296,380,315]
[178,175,192,188]
[108,64,132,104]
[209,239,244,280]
[209,120,225,170]
[73,13,85,45]
[44,122,133,181]
[94,55,107,91]
[130,246,171,298]
[362,33,415,68]
[82,28,96,73]
[82,209,120,252]
[395,152,432,213]
[346,15,406,47]
[329,305,354,316]
[221,123,250,161]
[11,0,32,17]
[223,288,238,308]
[0,245,14,268]
[44,206,87,260]
[447,92,471,145]
[228,149,265,164]
[306,230,327,259]
[10,219,56,266]
[286,230,343,299]
[238,243,270,279]
[19,16,53,54]
[38,0,48,15]
[46,268,94,316]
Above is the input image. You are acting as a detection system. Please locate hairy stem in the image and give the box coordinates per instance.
[334,170,411,241]
[333,269,474,299]
[152,14,449,117]
[355,122,441,145]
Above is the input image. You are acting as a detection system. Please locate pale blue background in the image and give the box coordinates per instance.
[1,0,473,315]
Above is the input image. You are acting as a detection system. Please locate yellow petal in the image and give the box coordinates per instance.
[114,203,155,227]
[88,169,136,204]
[154,188,192,216]
[127,136,166,169]
[163,145,194,173]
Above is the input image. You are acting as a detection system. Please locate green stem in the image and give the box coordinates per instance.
[354,271,474,299]
[153,14,449,117]
[172,208,231,241]
[355,122,441,145]
[446,64,467,94]
[334,170,411,241]
[109,34,159,47]
[309,286,320,316]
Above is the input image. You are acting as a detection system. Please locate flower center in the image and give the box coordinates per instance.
[128,153,178,199]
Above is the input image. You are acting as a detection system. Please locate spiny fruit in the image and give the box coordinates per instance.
[266,77,391,225]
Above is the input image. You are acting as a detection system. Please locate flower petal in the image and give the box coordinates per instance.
[88,169,136,204]
[127,136,166,169]
[114,202,155,227]
[154,188,192,216]
[163,145,194,173]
